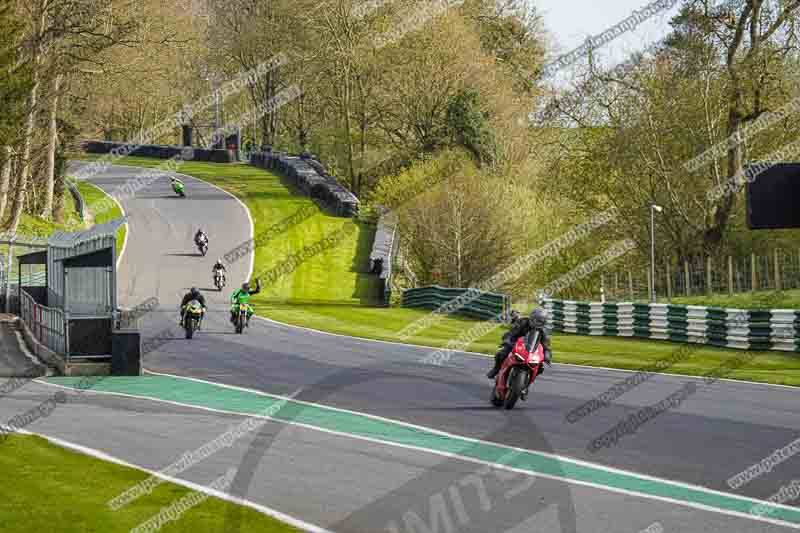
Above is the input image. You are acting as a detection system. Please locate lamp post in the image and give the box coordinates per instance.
[650,204,663,302]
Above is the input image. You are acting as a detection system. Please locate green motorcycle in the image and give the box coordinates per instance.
[172,179,186,198]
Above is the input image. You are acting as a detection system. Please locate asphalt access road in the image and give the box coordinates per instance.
[0,320,45,378]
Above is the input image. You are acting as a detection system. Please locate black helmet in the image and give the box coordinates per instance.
[530,307,547,328]
[190,287,200,297]
[242,282,250,291]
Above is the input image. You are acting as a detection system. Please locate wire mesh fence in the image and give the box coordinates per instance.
[602,249,800,303]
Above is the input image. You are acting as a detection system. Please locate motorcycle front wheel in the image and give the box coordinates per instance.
[504,368,528,410]
[490,386,503,408]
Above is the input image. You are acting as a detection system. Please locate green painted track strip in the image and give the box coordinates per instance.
[46,375,800,527]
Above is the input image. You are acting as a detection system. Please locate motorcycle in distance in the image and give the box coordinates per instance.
[213,271,226,291]
[233,303,249,334]
[491,330,547,410]
[172,179,186,198]
[196,235,208,257]
[183,300,204,339]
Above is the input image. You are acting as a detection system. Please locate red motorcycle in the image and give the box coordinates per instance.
[491,330,546,410]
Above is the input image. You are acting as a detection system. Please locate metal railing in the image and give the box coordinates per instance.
[20,289,67,356]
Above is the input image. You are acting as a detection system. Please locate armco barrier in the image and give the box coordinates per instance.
[82,140,237,163]
[370,210,398,305]
[543,299,800,352]
[250,150,359,217]
[402,285,511,321]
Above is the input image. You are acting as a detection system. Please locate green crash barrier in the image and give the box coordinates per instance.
[543,299,800,353]
[401,285,511,321]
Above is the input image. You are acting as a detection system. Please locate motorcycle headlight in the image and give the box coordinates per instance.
[514,353,526,361]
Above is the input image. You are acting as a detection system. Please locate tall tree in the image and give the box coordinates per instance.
[675,0,800,247]
[0,0,32,223]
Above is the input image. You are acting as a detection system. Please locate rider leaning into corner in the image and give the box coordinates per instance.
[487,307,553,379]
[230,278,262,325]
[179,287,207,327]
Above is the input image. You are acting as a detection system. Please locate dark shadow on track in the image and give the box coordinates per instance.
[221,364,578,533]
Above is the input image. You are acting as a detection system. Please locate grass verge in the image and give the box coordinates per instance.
[71,153,800,387]
[70,153,379,303]
[75,180,127,257]
[0,434,301,533]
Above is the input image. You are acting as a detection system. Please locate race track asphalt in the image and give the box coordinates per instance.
[0,161,796,533]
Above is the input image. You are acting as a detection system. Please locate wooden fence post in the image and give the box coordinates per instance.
[684,260,691,296]
[665,259,672,299]
[628,271,634,301]
[728,256,734,296]
[774,249,782,292]
[751,253,757,292]
[600,273,606,303]
[706,255,713,295]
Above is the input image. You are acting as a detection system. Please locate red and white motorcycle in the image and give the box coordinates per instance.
[491,330,546,410]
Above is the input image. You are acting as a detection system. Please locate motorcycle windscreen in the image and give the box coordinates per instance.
[524,330,540,353]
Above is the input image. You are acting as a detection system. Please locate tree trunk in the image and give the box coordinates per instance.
[53,168,65,223]
[42,73,62,220]
[341,68,357,196]
[8,69,41,235]
[0,146,13,223]
[704,94,744,249]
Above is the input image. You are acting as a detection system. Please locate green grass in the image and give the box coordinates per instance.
[72,153,800,387]
[0,191,86,267]
[0,182,126,261]
[0,434,300,533]
[75,180,127,257]
[72,153,379,304]
[250,302,800,386]
[669,289,800,310]
[3,189,85,238]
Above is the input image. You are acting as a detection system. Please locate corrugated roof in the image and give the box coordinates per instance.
[0,233,50,247]
[48,218,128,248]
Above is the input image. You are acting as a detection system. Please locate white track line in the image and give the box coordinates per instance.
[78,161,251,280]
[168,168,255,283]
[255,315,800,391]
[34,374,800,530]
[112,194,129,270]
[78,179,129,270]
[13,429,332,533]
[98,160,798,391]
